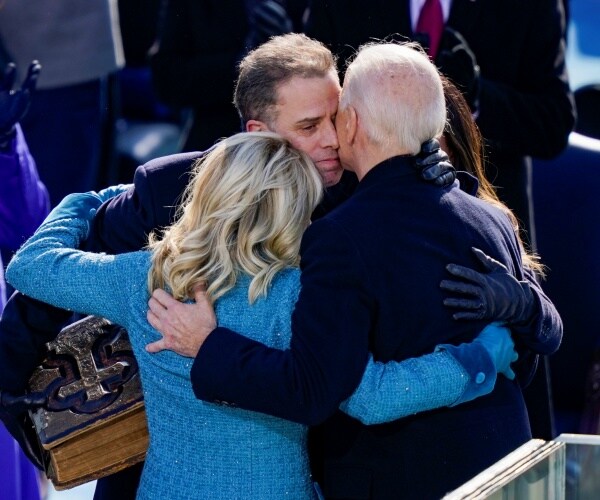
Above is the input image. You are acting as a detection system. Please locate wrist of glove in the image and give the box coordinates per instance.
[435,339,496,406]
[437,323,518,406]
[0,389,47,418]
[44,192,104,235]
[509,280,536,325]
[96,183,132,202]
[441,247,537,325]
[414,139,456,187]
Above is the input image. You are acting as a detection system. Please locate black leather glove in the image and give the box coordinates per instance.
[414,139,456,187]
[440,247,536,324]
[246,1,293,50]
[0,389,47,470]
[0,60,41,148]
[436,28,480,113]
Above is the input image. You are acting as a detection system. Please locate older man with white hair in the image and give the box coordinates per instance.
[311,41,532,498]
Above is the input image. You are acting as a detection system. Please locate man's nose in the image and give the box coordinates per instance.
[321,120,339,149]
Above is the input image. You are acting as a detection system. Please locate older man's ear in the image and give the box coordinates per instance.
[336,105,358,146]
[345,106,358,145]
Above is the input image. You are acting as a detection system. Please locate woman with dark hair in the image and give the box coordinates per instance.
[441,75,543,272]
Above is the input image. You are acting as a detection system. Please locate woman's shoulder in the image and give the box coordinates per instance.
[271,267,301,286]
[264,267,301,304]
[216,268,300,347]
[117,251,153,295]
[216,268,300,319]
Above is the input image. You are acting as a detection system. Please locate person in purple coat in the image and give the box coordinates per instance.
[0,61,48,500]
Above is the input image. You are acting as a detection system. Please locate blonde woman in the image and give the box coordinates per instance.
[7,132,514,499]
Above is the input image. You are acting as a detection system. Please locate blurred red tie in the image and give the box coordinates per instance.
[416,0,444,59]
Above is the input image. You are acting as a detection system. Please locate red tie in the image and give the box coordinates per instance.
[416,0,444,59]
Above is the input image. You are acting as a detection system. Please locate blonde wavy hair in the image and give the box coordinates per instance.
[147,132,324,303]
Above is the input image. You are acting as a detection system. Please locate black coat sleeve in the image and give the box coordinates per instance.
[84,152,196,253]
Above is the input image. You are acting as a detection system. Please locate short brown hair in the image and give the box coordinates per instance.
[234,33,337,126]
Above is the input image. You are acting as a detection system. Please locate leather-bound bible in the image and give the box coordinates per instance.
[27,315,148,490]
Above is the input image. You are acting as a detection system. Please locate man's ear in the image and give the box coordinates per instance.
[346,106,358,144]
[246,120,269,132]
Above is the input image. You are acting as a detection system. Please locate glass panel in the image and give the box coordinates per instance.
[555,433,600,500]
[443,439,566,499]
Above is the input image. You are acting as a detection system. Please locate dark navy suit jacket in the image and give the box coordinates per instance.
[192,156,532,498]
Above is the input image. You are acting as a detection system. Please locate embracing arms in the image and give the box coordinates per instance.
[0,152,194,392]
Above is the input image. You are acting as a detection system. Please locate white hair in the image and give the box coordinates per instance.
[339,42,446,154]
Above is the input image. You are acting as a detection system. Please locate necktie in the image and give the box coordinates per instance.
[416,0,444,59]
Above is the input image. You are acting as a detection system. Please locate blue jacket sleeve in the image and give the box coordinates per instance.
[6,216,141,328]
[0,152,195,392]
[340,342,497,425]
[190,218,371,426]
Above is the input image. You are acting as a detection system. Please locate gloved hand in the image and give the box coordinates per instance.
[246,0,293,50]
[472,323,518,380]
[414,139,456,187]
[436,28,480,113]
[440,247,536,324]
[0,61,41,147]
[96,183,133,203]
[0,389,47,470]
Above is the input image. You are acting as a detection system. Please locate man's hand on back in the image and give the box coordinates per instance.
[146,287,216,357]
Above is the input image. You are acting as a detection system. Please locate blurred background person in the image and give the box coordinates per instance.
[149,0,308,152]
[0,60,48,500]
[305,0,575,251]
[0,0,125,207]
